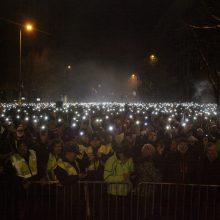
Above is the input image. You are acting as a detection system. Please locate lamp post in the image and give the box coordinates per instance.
[18,23,34,104]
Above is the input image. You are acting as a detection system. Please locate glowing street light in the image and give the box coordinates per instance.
[67,65,71,70]
[19,22,34,104]
[25,23,34,32]
[131,73,137,80]
[149,54,158,64]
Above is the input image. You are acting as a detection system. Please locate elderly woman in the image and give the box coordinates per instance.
[135,144,162,184]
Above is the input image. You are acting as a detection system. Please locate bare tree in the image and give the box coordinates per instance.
[185,0,220,112]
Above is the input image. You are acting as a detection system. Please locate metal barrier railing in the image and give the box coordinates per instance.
[0,181,220,220]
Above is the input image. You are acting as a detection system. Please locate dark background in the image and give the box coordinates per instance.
[0,0,220,102]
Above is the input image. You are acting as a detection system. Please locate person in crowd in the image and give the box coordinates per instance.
[164,138,196,183]
[197,142,220,184]
[154,141,167,177]
[1,123,26,158]
[169,138,178,152]
[54,145,86,185]
[114,126,125,144]
[5,140,38,186]
[85,134,103,180]
[4,138,39,220]
[147,131,158,145]
[104,143,134,196]
[47,139,63,181]
[104,142,134,220]
[98,133,114,162]
[135,144,162,184]
[35,130,50,180]
[133,127,148,162]
[54,145,87,220]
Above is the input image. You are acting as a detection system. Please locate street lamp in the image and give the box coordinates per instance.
[149,54,158,64]
[131,73,137,80]
[19,23,34,103]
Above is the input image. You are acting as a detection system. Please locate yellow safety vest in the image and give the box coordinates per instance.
[57,160,79,176]
[85,146,100,171]
[98,144,113,156]
[104,154,134,196]
[47,153,62,180]
[11,150,37,179]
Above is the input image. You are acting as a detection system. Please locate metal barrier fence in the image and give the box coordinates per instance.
[0,181,220,220]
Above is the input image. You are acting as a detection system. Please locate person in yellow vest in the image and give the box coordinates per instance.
[54,145,87,220]
[85,134,103,180]
[47,139,63,181]
[11,141,37,179]
[6,140,38,188]
[104,144,134,220]
[5,137,39,220]
[98,133,114,162]
[104,145,134,196]
[54,145,86,185]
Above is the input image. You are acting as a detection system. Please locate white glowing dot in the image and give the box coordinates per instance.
[166,125,171,130]
[108,126,114,131]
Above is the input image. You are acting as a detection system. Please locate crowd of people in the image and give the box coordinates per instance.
[0,102,219,189]
[0,102,220,219]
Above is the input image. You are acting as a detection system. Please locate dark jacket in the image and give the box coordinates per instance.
[164,151,197,183]
[197,155,220,185]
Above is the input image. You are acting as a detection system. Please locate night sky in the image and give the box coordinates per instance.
[0,0,219,102]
